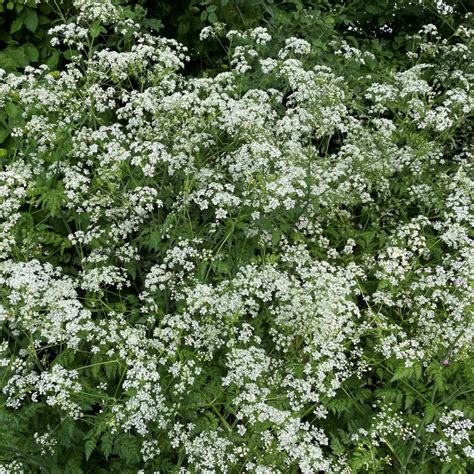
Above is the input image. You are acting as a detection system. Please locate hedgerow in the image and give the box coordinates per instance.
[0,0,473,472]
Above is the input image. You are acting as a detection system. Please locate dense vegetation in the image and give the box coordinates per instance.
[0,1,473,472]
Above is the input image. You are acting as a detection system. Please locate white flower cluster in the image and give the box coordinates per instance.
[427,409,474,463]
[0,7,472,471]
[34,430,57,456]
[0,260,94,348]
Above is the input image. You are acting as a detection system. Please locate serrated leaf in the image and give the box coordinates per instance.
[404,393,416,410]
[116,436,140,464]
[143,18,163,32]
[433,369,446,392]
[424,404,438,423]
[104,360,118,380]
[101,432,114,460]
[88,355,102,378]
[84,438,96,461]
[64,457,84,474]
[390,363,415,382]
[330,435,345,455]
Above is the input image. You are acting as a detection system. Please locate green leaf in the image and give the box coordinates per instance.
[116,436,140,465]
[1,47,29,69]
[90,22,102,39]
[390,363,415,382]
[146,229,161,251]
[433,368,446,392]
[424,404,438,423]
[53,349,75,366]
[24,7,39,32]
[5,102,19,119]
[330,435,345,456]
[24,44,39,62]
[10,15,24,34]
[366,4,384,14]
[209,12,218,23]
[88,355,102,378]
[46,50,60,69]
[64,49,79,60]
[143,18,163,32]
[85,438,96,461]
[104,360,118,380]
[0,129,10,144]
[178,20,190,35]
[64,458,84,474]
[404,393,416,410]
[101,432,114,460]
[126,263,137,280]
